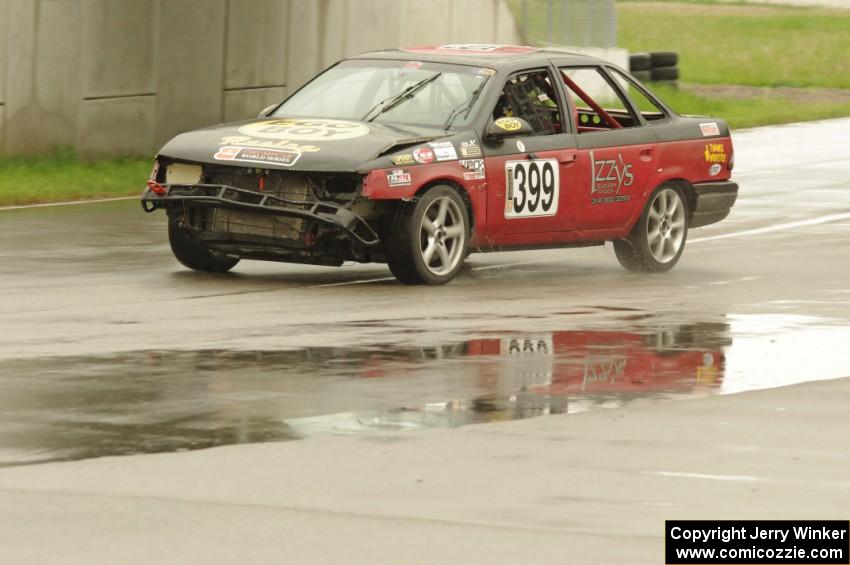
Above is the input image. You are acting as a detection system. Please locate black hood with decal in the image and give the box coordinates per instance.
[157,117,456,172]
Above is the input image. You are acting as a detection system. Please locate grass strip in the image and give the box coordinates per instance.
[0,149,150,207]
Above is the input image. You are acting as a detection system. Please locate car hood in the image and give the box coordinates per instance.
[157,117,450,172]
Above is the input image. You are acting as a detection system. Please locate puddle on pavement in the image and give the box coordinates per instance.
[1,315,848,467]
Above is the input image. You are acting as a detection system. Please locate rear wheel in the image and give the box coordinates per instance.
[614,185,688,273]
[386,186,469,285]
[168,218,239,273]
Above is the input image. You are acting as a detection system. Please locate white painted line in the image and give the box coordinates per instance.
[313,276,396,288]
[733,156,850,177]
[690,211,850,244]
[312,259,564,288]
[645,471,763,482]
[472,258,561,271]
[0,195,138,211]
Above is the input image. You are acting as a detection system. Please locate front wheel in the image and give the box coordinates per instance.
[386,186,469,285]
[614,185,688,273]
[168,218,240,273]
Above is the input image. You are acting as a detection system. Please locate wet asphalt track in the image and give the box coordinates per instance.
[2,118,850,466]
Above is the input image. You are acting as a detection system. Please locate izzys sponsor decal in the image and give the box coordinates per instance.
[705,143,727,164]
[387,169,412,187]
[221,135,320,153]
[412,147,435,164]
[459,139,482,158]
[699,122,720,137]
[590,151,633,203]
[239,118,369,141]
[494,117,523,132]
[709,163,722,177]
[214,146,301,167]
[429,141,458,161]
[460,159,485,180]
[391,153,415,166]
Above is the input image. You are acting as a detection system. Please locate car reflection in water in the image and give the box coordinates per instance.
[320,322,731,435]
[0,322,730,466]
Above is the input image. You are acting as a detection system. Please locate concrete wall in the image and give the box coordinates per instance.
[0,0,522,158]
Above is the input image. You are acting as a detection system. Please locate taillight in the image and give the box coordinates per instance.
[147,180,167,196]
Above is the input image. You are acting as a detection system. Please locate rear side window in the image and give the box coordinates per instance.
[609,69,667,123]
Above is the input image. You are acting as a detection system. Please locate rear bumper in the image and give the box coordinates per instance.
[141,183,379,246]
[691,180,738,228]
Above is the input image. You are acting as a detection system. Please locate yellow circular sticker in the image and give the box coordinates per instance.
[495,117,523,132]
[239,119,369,141]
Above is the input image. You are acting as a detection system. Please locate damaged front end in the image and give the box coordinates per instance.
[142,160,385,266]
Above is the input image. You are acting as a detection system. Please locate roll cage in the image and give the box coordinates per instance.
[470,58,675,138]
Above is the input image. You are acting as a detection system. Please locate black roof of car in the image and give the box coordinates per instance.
[350,44,606,70]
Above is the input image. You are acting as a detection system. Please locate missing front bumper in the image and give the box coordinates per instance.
[141,183,380,247]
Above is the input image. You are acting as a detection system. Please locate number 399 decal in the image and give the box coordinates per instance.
[504,159,559,218]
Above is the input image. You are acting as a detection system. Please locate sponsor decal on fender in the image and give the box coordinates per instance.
[460,159,485,180]
[391,153,415,166]
[429,141,458,161]
[459,139,482,158]
[220,135,320,153]
[494,117,523,132]
[709,163,722,176]
[705,143,727,164]
[387,169,412,187]
[516,140,526,153]
[590,151,633,203]
[239,118,369,141]
[214,146,301,167]
[412,147,435,164]
[699,122,720,137]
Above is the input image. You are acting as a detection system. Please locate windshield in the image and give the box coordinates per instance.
[273,59,494,130]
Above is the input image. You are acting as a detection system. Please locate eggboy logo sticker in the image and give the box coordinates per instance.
[240,119,369,141]
[494,117,523,132]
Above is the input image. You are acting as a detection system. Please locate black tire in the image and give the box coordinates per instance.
[650,51,678,68]
[651,66,679,81]
[629,52,651,72]
[168,218,240,273]
[631,70,652,83]
[614,185,688,273]
[385,185,469,285]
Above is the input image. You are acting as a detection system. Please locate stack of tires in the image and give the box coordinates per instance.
[629,51,679,85]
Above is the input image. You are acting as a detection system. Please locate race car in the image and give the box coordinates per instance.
[142,44,738,285]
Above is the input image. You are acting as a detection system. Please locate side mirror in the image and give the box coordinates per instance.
[485,117,534,141]
[258,104,278,118]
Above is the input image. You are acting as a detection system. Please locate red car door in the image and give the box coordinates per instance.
[480,68,582,245]
[558,66,660,232]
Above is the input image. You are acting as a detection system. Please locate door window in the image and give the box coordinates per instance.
[560,67,642,131]
[492,70,563,135]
